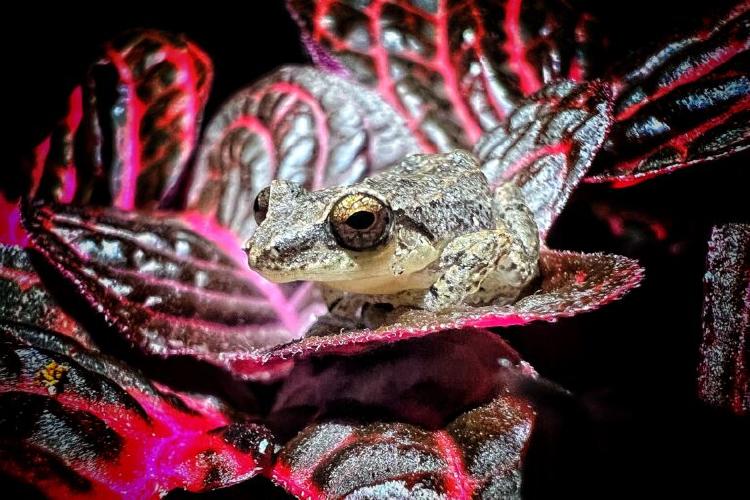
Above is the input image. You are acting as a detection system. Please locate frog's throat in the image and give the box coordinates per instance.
[323,270,437,294]
[253,243,440,293]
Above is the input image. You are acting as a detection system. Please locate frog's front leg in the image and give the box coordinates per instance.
[422,229,513,311]
[422,183,540,311]
[471,182,540,306]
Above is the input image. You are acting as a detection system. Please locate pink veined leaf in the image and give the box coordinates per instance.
[270,393,535,498]
[0,322,275,497]
[25,29,212,210]
[22,202,323,381]
[474,79,613,239]
[227,249,643,378]
[1,30,213,246]
[81,29,214,209]
[286,0,598,152]
[187,64,421,241]
[0,244,93,349]
[586,2,750,186]
[698,223,749,416]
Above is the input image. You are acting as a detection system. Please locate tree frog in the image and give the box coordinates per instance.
[244,150,540,314]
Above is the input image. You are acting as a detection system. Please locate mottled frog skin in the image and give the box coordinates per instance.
[244,150,540,313]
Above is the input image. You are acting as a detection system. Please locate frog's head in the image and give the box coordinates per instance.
[244,179,404,284]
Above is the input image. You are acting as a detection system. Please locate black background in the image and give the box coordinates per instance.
[4,1,749,498]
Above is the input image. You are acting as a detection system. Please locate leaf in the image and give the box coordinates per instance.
[89,29,214,208]
[23,202,323,381]
[29,87,84,205]
[474,79,613,238]
[270,328,533,433]
[270,393,534,499]
[187,65,420,241]
[0,322,275,496]
[0,87,83,246]
[238,249,643,376]
[286,0,598,151]
[25,29,213,210]
[0,195,28,247]
[587,3,750,185]
[0,244,92,349]
[697,223,749,416]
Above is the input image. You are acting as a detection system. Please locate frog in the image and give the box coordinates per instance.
[244,150,540,316]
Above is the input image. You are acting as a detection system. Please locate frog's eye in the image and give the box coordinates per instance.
[329,193,392,250]
[253,187,271,225]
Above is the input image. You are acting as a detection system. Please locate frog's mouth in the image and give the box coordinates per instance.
[253,265,435,295]
[246,239,440,296]
[244,239,412,286]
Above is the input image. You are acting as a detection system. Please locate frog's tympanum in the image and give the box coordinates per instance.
[245,150,540,314]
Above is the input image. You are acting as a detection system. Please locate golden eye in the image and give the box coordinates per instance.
[253,186,270,225]
[329,193,392,250]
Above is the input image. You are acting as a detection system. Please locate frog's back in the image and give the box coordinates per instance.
[364,150,496,241]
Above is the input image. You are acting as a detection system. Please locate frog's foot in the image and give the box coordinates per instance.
[361,302,397,329]
[321,286,368,318]
[305,312,364,337]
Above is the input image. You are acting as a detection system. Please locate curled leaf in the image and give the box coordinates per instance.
[20,199,642,380]
[475,79,613,238]
[187,65,420,241]
[271,394,534,499]
[287,0,598,151]
[0,322,275,496]
[698,223,749,415]
[587,4,750,185]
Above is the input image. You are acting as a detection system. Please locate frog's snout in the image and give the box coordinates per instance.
[243,237,260,269]
[244,235,282,272]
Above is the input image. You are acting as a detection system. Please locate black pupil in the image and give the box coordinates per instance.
[255,188,269,213]
[346,211,375,230]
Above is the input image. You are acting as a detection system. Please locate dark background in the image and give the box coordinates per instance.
[4,1,749,498]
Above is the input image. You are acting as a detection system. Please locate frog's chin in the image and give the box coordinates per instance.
[248,266,366,284]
